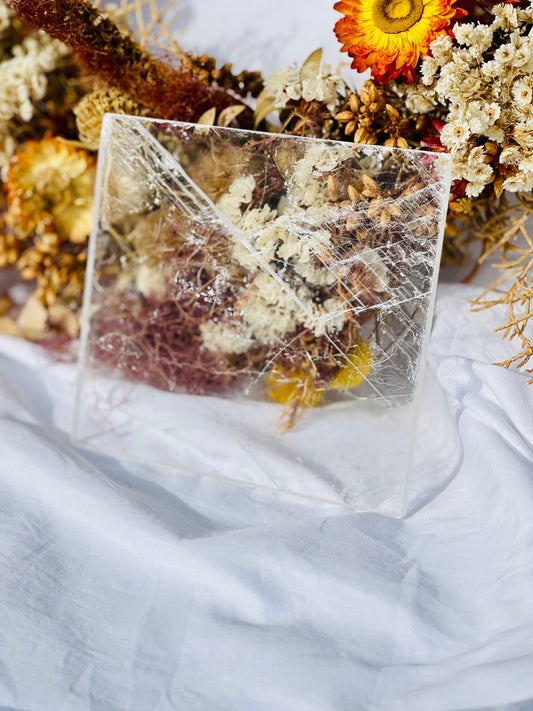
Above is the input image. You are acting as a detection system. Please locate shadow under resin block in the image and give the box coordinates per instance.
[74,114,452,515]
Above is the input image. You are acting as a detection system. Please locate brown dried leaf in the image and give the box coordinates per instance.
[254,89,277,128]
[217,105,246,127]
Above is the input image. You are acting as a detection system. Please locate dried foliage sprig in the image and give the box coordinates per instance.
[469,192,533,380]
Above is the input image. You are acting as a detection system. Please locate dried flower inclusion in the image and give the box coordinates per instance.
[82,116,450,429]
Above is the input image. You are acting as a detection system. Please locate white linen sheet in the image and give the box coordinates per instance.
[1,1,533,708]
[1,283,532,711]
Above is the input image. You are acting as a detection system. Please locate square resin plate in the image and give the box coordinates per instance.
[73,114,452,515]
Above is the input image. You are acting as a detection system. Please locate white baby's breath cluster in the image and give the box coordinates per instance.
[264,61,344,113]
[402,2,533,196]
[0,33,69,124]
[204,146,387,354]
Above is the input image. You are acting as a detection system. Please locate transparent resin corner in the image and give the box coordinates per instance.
[73,114,452,515]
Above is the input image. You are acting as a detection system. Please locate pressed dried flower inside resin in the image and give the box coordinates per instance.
[78,115,451,431]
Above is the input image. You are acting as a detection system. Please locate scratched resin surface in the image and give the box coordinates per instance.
[74,115,451,513]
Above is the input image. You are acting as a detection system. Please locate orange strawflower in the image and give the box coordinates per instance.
[334,0,466,83]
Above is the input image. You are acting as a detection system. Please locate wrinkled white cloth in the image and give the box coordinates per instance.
[1,283,532,711]
[2,1,533,709]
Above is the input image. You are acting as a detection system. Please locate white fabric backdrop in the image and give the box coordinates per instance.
[1,2,533,709]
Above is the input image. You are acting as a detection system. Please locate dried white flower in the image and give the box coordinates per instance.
[493,39,518,68]
[200,320,253,355]
[304,297,346,337]
[441,121,470,151]
[500,145,523,165]
[135,263,167,301]
[518,154,533,173]
[503,172,533,191]
[286,142,352,207]
[513,77,533,106]
[465,100,500,134]
[402,5,533,195]
[421,57,440,86]
[239,272,300,342]
[492,3,519,31]
[403,85,437,114]
[264,66,302,108]
[238,205,277,234]
[0,33,69,123]
[264,62,343,113]
[301,63,344,112]
[217,175,256,223]
[430,35,454,63]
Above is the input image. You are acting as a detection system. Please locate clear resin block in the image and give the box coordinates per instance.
[73,114,452,515]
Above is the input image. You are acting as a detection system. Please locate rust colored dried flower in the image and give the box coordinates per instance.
[74,88,147,149]
[5,137,95,243]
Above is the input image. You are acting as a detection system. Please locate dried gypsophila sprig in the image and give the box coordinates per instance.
[0,0,13,33]
[397,2,533,198]
[0,28,70,124]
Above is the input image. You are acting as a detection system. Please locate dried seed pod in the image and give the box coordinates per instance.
[349,94,360,112]
[361,175,381,198]
[335,110,355,122]
[386,104,400,122]
[327,175,339,202]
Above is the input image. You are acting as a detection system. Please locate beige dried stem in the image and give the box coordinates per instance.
[470,193,533,382]
[93,0,185,54]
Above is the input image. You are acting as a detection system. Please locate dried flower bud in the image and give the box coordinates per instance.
[386,104,400,122]
[74,88,146,150]
[349,94,360,112]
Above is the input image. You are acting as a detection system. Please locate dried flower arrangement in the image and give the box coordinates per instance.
[0,0,532,389]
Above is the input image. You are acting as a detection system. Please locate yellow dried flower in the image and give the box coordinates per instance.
[74,87,146,149]
[5,137,95,243]
[329,340,372,390]
[267,364,324,408]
